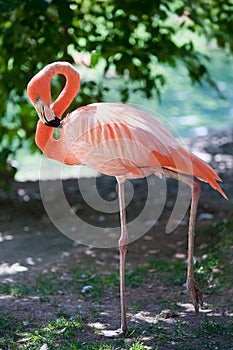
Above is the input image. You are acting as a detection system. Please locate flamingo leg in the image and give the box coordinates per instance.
[117,178,128,334]
[103,170,203,338]
[186,180,203,312]
[102,178,128,337]
[163,169,203,312]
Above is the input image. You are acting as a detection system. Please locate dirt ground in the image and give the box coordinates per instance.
[0,168,233,348]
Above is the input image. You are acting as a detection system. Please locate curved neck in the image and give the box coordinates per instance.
[27,61,80,117]
[50,63,80,117]
[27,62,80,153]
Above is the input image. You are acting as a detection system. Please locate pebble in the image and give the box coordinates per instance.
[81,285,93,293]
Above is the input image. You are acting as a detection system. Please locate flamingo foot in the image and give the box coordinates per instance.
[187,277,203,313]
[101,328,127,338]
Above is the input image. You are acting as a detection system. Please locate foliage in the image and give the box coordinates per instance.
[0,0,232,179]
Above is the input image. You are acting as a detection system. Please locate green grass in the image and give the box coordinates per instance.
[0,218,231,299]
[0,313,153,350]
[25,316,83,349]
[0,315,83,350]
[0,283,29,297]
[0,313,22,348]
[198,315,233,336]
[195,219,233,292]
[0,219,232,349]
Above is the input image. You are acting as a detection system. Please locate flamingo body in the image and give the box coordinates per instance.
[27,61,227,335]
[37,101,225,197]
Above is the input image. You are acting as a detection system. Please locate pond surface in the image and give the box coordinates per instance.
[104,50,233,138]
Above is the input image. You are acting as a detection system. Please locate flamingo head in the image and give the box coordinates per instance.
[34,96,61,128]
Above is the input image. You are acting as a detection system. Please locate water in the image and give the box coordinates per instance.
[104,50,233,138]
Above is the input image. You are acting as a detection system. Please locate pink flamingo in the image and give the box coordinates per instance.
[27,61,227,336]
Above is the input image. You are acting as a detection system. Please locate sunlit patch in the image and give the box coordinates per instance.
[88,321,106,330]
[25,257,35,265]
[0,295,14,300]
[130,310,155,324]
[177,302,213,314]
[0,262,28,275]
[0,233,13,242]
[174,253,186,259]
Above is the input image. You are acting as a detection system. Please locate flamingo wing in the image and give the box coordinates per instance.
[56,103,226,198]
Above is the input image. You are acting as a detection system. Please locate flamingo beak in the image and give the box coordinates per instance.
[34,97,62,128]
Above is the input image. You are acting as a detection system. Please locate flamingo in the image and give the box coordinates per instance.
[27,61,227,336]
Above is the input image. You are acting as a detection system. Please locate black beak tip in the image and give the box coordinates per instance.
[45,117,61,128]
